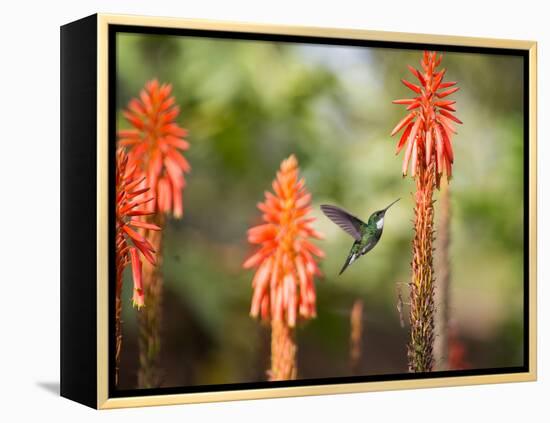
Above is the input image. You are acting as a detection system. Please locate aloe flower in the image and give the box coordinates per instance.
[392,52,461,184]
[118,79,191,388]
[114,148,160,384]
[119,79,190,218]
[244,155,324,380]
[391,51,461,372]
[116,149,160,309]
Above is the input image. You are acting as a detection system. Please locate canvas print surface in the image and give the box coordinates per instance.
[112,30,526,392]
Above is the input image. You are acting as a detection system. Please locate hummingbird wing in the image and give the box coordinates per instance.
[320,204,364,241]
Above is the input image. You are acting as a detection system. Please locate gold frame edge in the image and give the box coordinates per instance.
[97,14,110,409]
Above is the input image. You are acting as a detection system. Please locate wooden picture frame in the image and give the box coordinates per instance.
[61,13,537,409]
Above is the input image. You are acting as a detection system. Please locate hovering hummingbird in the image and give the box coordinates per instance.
[320,199,400,275]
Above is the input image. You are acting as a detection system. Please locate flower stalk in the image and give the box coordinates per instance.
[349,299,364,375]
[391,51,461,372]
[270,320,298,380]
[434,178,451,369]
[408,158,436,371]
[137,214,165,388]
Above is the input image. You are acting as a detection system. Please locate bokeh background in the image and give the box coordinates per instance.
[116,32,524,389]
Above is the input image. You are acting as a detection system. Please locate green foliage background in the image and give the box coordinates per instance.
[117,33,524,388]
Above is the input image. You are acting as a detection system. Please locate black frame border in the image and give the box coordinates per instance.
[60,14,99,409]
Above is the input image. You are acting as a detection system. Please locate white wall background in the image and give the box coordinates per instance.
[0,0,546,421]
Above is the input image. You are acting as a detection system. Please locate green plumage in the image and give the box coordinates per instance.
[320,198,400,275]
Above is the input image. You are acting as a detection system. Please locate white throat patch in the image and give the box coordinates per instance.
[376,217,384,229]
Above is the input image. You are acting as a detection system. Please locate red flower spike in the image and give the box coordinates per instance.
[243,155,325,326]
[118,79,190,218]
[115,148,161,309]
[397,51,461,372]
[391,51,461,183]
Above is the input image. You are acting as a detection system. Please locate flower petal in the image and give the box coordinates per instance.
[130,247,144,309]
[401,79,422,94]
[439,109,463,124]
[391,112,415,136]
[436,86,459,98]
[395,121,414,155]
[129,219,161,231]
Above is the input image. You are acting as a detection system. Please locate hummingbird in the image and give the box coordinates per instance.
[320,198,400,275]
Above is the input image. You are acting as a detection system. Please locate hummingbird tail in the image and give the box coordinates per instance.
[339,253,355,275]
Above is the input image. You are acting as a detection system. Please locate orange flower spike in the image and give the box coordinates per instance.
[244,155,325,327]
[391,52,462,373]
[115,148,161,309]
[119,79,190,218]
[391,51,461,182]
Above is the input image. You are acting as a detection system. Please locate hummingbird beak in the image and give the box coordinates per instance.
[383,198,400,212]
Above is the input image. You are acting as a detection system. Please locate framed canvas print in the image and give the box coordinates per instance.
[60,14,537,409]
